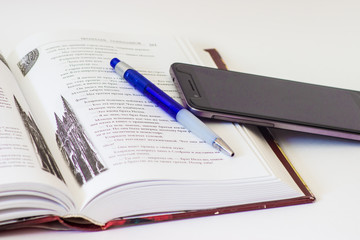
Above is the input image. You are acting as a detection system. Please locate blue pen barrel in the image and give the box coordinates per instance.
[144,85,184,119]
[124,69,183,119]
[123,69,149,92]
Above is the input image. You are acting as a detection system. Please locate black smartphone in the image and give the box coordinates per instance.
[170,63,360,141]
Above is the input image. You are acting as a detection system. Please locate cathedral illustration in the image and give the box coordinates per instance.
[55,96,107,185]
[14,96,64,182]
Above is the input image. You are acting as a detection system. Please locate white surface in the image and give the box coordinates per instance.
[1,0,360,239]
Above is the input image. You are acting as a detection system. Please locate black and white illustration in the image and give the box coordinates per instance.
[14,96,65,182]
[17,49,40,76]
[55,96,107,185]
[0,53,9,69]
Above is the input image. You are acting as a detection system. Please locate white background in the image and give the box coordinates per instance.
[1,0,360,239]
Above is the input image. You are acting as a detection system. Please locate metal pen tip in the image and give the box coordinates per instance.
[212,138,235,157]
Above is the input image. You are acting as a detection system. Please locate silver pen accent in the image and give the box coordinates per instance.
[212,138,235,157]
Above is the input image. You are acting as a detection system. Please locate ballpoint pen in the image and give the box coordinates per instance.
[110,58,234,157]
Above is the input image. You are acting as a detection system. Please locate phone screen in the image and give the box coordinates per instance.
[173,64,360,134]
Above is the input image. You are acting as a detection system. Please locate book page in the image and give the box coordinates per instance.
[0,55,73,217]
[7,32,277,210]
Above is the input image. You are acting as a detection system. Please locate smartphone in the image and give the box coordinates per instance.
[170,63,360,141]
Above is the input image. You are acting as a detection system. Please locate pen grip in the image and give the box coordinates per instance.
[176,109,217,145]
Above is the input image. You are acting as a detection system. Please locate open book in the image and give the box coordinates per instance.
[0,32,314,231]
